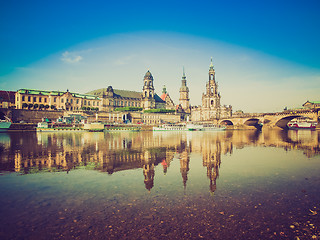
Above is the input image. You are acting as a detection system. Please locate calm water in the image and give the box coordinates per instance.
[0,130,319,239]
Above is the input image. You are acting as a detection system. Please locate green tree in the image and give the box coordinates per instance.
[22,103,28,109]
[86,107,91,111]
[39,104,45,110]
[34,104,39,109]
[45,105,50,110]
[81,107,87,111]
[28,103,34,109]
[50,105,56,110]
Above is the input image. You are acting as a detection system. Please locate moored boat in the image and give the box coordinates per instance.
[202,124,226,131]
[287,121,317,130]
[153,124,186,131]
[0,117,12,131]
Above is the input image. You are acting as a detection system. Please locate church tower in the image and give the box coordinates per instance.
[179,67,190,113]
[202,58,221,110]
[142,70,155,110]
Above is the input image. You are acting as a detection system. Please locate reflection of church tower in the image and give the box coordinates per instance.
[203,141,221,193]
[142,150,155,191]
[142,70,155,110]
[180,149,190,189]
[179,67,190,113]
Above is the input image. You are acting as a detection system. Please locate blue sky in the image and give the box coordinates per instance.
[0,0,319,112]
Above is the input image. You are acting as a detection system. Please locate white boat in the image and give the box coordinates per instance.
[202,124,226,131]
[0,117,12,131]
[153,124,186,131]
[288,121,317,130]
[186,123,203,131]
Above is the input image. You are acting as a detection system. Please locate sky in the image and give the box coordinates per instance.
[0,0,319,113]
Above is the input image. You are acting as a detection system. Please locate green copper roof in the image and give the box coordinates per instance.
[17,89,100,100]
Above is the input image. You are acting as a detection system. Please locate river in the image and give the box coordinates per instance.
[0,129,319,239]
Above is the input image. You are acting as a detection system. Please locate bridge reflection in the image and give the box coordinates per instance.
[0,130,319,192]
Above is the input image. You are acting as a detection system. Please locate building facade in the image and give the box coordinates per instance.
[15,89,100,111]
[191,59,232,121]
[87,70,166,112]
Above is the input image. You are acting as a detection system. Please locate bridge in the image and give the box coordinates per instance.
[218,109,319,130]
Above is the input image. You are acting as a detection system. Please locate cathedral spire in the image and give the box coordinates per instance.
[209,57,214,70]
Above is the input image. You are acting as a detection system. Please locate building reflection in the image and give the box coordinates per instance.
[0,129,319,192]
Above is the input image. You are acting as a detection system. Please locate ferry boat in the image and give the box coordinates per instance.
[153,124,186,131]
[36,122,85,132]
[186,123,203,131]
[287,121,317,130]
[0,117,12,131]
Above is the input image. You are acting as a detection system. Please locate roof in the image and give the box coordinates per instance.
[17,89,99,100]
[154,94,165,103]
[160,93,168,101]
[87,88,165,102]
[87,88,142,99]
[303,100,320,105]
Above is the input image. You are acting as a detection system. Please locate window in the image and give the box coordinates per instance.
[93,101,95,106]
[88,101,90,106]
[28,96,31,102]
[84,100,86,105]
[33,97,36,102]
[97,102,99,106]
[44,98,47,103]
[54,97,56,102]
[76,99,79,104]
[61,99,64,103]
[128,102,130,107]
[70,99,73,103]
[39,97,42,102]
[22,96,25,101]
[124,102,127,107]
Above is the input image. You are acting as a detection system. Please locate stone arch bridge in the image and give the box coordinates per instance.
[217,109,319,130]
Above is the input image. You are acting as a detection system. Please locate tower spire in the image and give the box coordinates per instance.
[209,57,214,70]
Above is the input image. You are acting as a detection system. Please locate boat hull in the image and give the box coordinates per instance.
[0,121,12,131]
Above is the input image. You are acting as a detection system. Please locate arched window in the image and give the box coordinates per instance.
[211,100,214,105]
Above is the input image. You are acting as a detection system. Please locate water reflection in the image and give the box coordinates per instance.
[0,130,319,193]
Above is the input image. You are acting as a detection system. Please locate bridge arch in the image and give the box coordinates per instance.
[244,118,260,126]
[275,115,302,129]
[220,119,234,126]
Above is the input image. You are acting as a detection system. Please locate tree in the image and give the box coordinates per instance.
[39,104,45,110]
[28,103,33,109]
[86,107,91,111]
[45,105,50,110]
[33,104,39,109]
[81,107,87,111]
[50,105,56,110]
[22,103,28,109]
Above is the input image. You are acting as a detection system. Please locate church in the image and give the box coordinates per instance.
[191,58,232,121]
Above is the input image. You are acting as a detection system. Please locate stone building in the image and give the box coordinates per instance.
[0,91,16,109]
[191,59,232,121]
[87,70,166,112]
[15,89,100,111]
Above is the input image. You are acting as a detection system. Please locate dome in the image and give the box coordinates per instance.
[144,70,153,79]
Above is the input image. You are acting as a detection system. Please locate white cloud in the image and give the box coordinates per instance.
[61,51,83,63]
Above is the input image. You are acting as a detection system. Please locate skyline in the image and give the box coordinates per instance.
[1,0,319,113]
